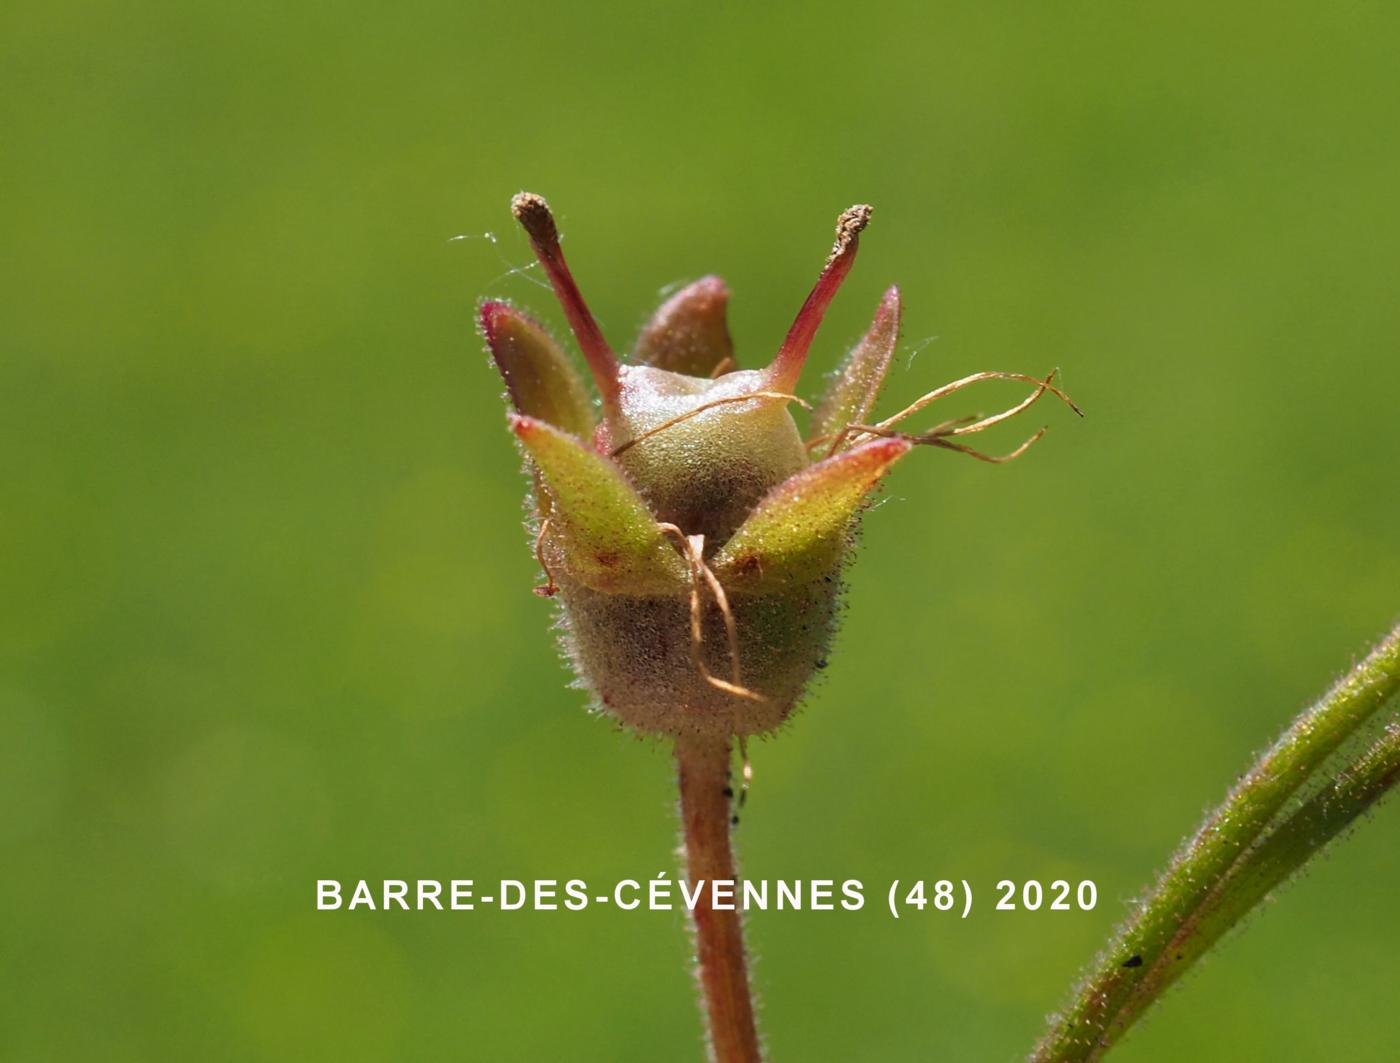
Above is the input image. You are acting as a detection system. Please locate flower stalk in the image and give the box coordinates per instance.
[479,191,1077,1060]
[676,735,762,1063]
[1032,620,1400,1062]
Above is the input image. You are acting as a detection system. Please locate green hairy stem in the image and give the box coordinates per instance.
[1033,620,1400,1061]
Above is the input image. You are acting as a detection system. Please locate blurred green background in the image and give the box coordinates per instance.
[4,1,1399,1059]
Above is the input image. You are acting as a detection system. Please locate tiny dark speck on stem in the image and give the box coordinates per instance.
[1122,955,1144,968]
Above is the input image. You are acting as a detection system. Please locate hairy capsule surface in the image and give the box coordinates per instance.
[481,193,1077,738]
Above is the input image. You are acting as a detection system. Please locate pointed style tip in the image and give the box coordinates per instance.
[504,193,620,404]
[510,191,559,250]
[827,204,873,266]
[766,202,876,391]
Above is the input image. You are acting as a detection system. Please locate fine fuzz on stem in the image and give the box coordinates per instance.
[676,734,761,1063]
[1032,620,1400,1062]
[1101,718,1400,1043]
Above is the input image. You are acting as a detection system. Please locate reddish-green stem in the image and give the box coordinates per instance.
[1032,620,1400,1061]
[676,734,761,1063]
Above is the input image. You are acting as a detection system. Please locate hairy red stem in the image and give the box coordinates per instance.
[676,734,761,1063]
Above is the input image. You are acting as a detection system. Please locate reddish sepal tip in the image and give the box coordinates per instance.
[478,299,510,338]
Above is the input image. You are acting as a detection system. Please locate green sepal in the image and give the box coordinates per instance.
[808,286,900,455]
[632,276,735,377]
[509,414,687,595]
[482,301,596,440]
[712,437,911,594]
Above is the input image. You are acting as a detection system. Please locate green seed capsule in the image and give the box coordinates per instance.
[481,193,1076,738]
